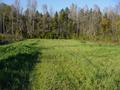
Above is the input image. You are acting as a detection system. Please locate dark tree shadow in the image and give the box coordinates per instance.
[0,40,9,45]
[0,51,40,90]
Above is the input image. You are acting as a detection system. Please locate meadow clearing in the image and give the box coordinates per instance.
[0,39,120,90]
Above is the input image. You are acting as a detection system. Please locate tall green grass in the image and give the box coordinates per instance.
[0,39,120,90]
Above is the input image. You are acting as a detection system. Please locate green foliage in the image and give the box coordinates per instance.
[30,39,120,90]
[0,39,120,90]
[0,34,6,40]
[1,3,120,42]
[115,18,120,33]
[0,41,40,90]
[1,39,119,90]
[100,16,111,33]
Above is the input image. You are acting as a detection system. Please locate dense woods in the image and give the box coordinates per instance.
[0,0,120,42]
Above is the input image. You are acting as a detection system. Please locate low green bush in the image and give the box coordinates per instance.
[0,34,6,40]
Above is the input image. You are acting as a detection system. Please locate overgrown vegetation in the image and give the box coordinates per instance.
[0,39,120,90]
[0,1,120,42]
[0,0,120,90]
[0,41,40,90]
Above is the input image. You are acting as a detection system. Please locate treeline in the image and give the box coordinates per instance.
[0,0,120,42]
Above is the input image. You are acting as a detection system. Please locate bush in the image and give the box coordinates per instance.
[0,34,6,40]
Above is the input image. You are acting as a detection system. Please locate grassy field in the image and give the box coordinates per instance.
[0,39,120,90]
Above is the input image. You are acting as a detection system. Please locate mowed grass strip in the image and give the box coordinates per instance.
[0,39,120,90]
